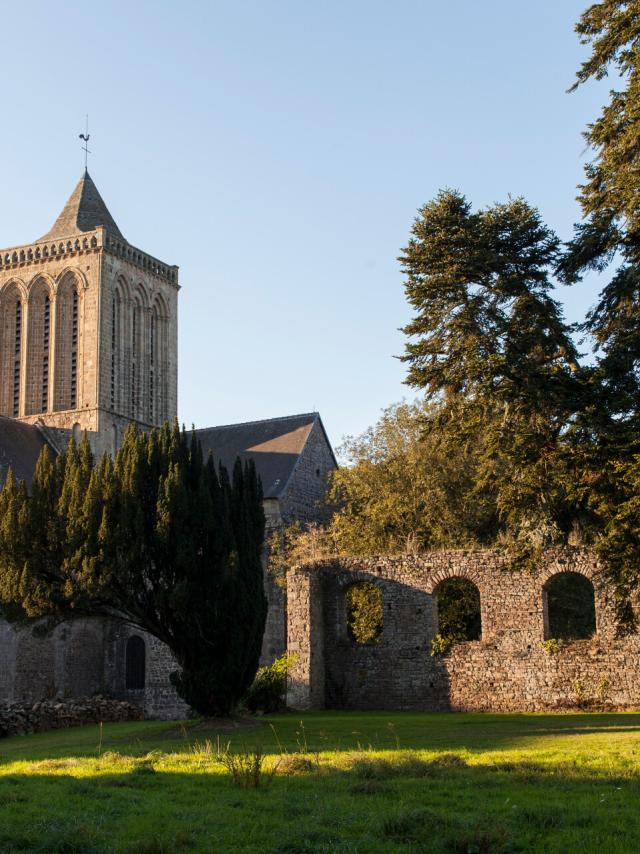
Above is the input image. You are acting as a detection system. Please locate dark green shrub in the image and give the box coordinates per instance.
[245,653,296,713]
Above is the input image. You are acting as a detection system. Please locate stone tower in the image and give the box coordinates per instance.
[0,172,179,456]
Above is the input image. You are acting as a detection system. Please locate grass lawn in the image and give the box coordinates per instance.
[1,711,640,852]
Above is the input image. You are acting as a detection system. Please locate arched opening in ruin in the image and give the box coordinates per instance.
[345,582,383,644]
[543,572,596,640]
[125,635,146,690]
[434,577,481,642]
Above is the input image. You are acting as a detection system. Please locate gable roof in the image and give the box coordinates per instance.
[195,413,335,499]
[0,417,50,489]
[39,171,124,241]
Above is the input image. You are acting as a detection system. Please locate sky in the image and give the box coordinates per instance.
[0,1,611,452]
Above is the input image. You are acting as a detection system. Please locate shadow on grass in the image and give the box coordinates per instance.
[1,751,640,853]
[4,713,640,764]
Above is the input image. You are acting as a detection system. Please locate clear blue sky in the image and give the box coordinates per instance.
[0,1,609,451]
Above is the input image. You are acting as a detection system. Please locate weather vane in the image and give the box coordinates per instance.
[79,115,91,172]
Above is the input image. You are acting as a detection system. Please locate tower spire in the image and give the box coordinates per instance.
[38,171,124,241]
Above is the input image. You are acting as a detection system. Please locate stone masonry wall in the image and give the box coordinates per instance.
[279,419,336,525]
[1,224,178,462]
[103,623,190,720]
[0,616,190,720]
[0,618,108,705]
[260,423,338,665]
[287,549,640,712]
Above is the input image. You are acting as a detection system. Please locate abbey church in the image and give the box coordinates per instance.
[0,173,336,717]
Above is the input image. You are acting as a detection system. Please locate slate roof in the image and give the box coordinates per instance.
[0,417,50,489]
[0,412,335,499]
[195,413,333,499]
[39,171,124,241]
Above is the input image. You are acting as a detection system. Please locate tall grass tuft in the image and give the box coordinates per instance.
[218,741,279,788]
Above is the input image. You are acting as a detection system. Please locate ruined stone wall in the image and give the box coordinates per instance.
[287,549,640,712]
[0,618,108,705]
[259,428,337,666]
[261,420,337,667]
[0,697,143,738]
[0,616,191,720]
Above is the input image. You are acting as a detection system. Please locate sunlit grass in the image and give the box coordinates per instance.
[1,712,640,852]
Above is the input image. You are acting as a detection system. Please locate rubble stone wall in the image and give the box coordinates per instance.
[287,549,640,712]
[0,696,143,738]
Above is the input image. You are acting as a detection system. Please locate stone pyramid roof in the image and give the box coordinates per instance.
[39,171,124,241]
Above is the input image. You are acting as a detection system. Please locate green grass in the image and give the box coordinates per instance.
[1,711,640,852]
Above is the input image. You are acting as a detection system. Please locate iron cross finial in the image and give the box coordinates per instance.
[79,115,91,172]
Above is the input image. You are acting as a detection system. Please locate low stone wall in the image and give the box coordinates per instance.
[287,548,640,712]
[0,695,143,738]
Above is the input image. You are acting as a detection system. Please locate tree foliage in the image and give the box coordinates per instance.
[546,572,596,640]
[436,578,482,643]
[560,2,640,431]
[558,0,640,622]
[346,582,383,644]
[0,424,266,716]
[328,399,496,554]
[400,191,586,554]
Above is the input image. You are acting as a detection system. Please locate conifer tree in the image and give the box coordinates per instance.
[0,424,266,716]
[562,0,640,429]
[559,1,640,621]
[400,191,584,549]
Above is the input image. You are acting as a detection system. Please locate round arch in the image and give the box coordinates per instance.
[0,280,25,417]
[344,581,383,644]
[24,276,54,415]
[125,635,146,690]
[149,292,169,424]
[53,271,83,412]
[543,571,596,640]
[433,575,482,642]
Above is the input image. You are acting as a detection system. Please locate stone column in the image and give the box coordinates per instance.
[286,568,325,709]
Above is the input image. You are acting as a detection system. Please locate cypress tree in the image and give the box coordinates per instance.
[0,426,267,717]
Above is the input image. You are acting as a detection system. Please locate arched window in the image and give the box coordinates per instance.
[150,296,168,425]
[435,577,481,642]
[125,635,146,690]
[70,289,78,409]
[346,582,383,644]
[130,294,145,420]
[54,274,81,412]
[111,288,123,411]
[149,310,156,423]
[42,295,50,412]
[0,283,24,418]
[111,280,129,415]
[544,572,596,640]
[25,278,53,416]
